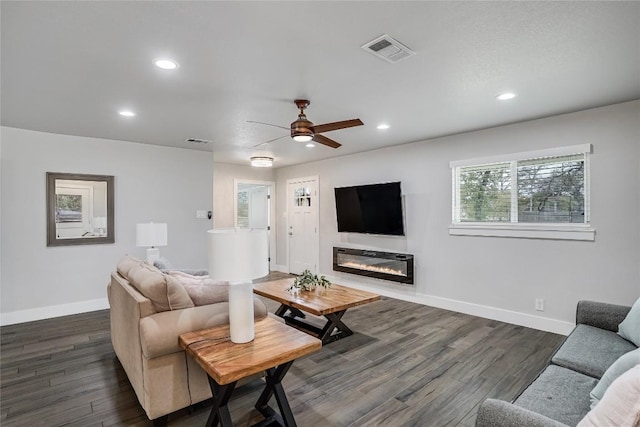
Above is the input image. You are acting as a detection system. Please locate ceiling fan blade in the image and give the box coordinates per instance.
[312,134,342,149]
[312,119,363,134]
[253,134,289,147]
[247,120,290,131]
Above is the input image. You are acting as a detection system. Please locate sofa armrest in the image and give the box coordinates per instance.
[140,298,268,359]
[475,399,569,427]
[576,300,631,332]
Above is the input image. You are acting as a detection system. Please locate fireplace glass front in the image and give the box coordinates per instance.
[333,247,414,284]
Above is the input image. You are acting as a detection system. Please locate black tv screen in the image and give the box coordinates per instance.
[334,182,404,236]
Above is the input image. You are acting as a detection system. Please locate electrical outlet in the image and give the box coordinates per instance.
[196,210,207,219]
[535,298,545,312]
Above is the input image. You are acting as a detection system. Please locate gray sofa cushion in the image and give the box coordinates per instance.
[551,324,636,378]
[576,300,631,332]
[514,365,597,427]
[477,399,568,427]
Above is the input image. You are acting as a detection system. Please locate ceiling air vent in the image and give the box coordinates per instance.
[362,34,415,64]
[185,138,211,144]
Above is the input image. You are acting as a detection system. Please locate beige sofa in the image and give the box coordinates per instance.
[107,256,267,425]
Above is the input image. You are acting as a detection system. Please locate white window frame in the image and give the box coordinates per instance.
[450,144,595,241]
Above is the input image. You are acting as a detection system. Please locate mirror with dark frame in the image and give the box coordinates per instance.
[46,172,115,246]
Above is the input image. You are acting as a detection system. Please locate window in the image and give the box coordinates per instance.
[237,190,249,228]
[450,144,594,241]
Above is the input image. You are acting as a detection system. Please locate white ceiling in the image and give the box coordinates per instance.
[2,1,639,168]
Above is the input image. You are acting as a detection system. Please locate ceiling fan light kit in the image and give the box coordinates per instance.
[250,156,274,168]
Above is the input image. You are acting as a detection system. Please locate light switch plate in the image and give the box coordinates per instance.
[196,210,208,219]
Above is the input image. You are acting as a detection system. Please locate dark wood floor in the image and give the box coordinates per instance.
[1,280,564,427]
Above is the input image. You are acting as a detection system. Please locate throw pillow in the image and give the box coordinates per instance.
[127,263,194,312]
[590,348,640,408]
[166,270,229,306]
[153,257,174,271]
[117,254,143,277]
[618,297,640,346]
[577,365,640,427]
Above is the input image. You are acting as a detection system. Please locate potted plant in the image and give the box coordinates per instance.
[287,269,331,294]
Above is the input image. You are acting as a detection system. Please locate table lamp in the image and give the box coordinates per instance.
[208,228,268,343]
[136,222,168,264]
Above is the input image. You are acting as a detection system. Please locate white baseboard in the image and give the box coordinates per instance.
[272,264,289,274]
[324,274,575,336]
[1,298,110,326]
[1,279,575,335]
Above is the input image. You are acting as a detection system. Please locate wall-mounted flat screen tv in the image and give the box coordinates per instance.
[334,182,404,236]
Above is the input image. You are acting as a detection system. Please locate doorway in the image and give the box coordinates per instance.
[234,179,276,271]
[287,176,319,275]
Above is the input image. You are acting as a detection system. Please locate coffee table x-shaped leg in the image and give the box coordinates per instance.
[275,304,354,345]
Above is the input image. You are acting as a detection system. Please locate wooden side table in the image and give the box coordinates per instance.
[179,316,321,427]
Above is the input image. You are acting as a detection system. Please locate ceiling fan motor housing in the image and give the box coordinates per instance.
[291,117,314,139]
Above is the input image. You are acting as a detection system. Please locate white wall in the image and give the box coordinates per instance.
[213,162,275,228]
[1,127,214,324]
[275,101,640,334]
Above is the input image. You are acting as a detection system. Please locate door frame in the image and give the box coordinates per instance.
[233,179,276,271]
[286,176,320,275]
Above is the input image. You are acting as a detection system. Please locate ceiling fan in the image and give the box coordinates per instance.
[249,99,363,149]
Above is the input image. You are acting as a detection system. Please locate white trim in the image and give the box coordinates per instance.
[449,143,592,168]
[272,264,289,273]
[1,298,109,326]
[324,274,575,335]
[449,223,595,241]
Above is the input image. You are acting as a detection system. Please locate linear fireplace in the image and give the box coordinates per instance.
[333,247,414,284]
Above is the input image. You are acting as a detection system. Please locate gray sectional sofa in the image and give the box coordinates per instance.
[475,300,636,427]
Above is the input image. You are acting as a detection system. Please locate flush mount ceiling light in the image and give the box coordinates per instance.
[153,58,179,70]
[496,92,517,101]
[377,123,390,130]
[119,110,136,117]
[250,156,273,167]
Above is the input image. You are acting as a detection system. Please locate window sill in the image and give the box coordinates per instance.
[449,223,595,241]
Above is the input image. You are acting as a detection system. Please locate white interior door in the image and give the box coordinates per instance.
[288,177,319,275]
[249,186,268,229]
[234,180,276,270]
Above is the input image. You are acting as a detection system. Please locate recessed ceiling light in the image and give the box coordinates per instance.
[154,58,179,70]
[119,110,135,117]
[496,92,517,101]
[377,124,390,130]
[305,143,315,148]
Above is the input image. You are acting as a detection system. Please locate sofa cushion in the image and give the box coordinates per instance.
[590,348,640,407]
[618,297,640,347]
[514,365,597,427]
[578,365,640,427]
[166,271,229,305]
[551,324,637,378]
[139,299,268,358]
[154,257,208,276]
[127,262,194,312]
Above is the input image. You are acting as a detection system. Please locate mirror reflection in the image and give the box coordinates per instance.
[55,179,108,238]
[47,172,114,246]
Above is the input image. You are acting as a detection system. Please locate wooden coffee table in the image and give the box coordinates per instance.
[179,316,321,427]
[253,278,381,345]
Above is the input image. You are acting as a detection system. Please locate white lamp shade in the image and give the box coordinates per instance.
[136,223,168,247]
[208,228,269,282]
